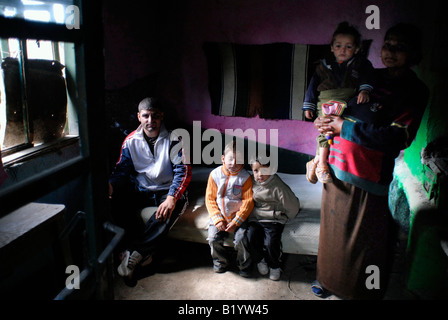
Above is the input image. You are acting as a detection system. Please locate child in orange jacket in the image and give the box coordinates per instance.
[205,140,254,277]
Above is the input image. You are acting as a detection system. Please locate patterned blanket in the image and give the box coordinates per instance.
[203,42,312,120]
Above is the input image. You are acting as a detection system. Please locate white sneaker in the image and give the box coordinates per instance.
[269,268,281,281]
[257,260,269,276]
[117,250,142,277]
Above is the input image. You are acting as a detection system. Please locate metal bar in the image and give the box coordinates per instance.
[53,267,91,301]
[58,210,86,240]
[97,222,124,265]
[18,39,31,145]
[53,221,124,300]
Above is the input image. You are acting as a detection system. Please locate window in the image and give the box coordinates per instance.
[0,1,79,162]
[1,38,78,153]
[0,1,112,300]
[0,0,86,209]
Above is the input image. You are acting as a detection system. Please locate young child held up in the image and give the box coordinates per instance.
[302,21,375,184]
[205,140,254,277]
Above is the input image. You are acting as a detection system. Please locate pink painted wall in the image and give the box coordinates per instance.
[104,0,420,155]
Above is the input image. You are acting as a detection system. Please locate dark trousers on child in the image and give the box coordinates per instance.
[246,221,285,269]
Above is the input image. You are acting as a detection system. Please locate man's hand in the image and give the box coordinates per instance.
[108,182,113,199]
[156,195,177,221]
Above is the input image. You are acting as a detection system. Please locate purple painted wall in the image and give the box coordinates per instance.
[103,0,419,155]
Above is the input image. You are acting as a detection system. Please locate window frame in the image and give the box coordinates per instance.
[0,14,88,217]
[1,37,78,160]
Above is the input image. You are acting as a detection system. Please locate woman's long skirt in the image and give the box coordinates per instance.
[316,179,394,300]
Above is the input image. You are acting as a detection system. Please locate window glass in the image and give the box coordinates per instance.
[0,37,78,152]
[0,1,75,25]
[26,39,54,60]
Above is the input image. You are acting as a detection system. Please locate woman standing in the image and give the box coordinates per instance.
[312,23,429,299]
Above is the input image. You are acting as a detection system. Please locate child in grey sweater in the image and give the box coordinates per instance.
[247,157,300,280]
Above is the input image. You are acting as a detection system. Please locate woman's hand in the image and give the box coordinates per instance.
[314,116,344,136]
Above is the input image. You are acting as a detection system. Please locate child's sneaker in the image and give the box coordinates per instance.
[239,268,251,278]
[269,268,281,281]
[316,165,333,184]
[306,159,318,184]
[257,259,269,276]
[117,250,142,277]
[213,265,227,273]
